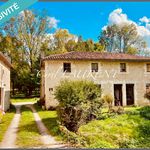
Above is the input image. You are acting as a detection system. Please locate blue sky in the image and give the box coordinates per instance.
[1,2,150,43]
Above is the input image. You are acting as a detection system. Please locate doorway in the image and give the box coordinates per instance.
[126,84,134,105]
[114,84,123,106]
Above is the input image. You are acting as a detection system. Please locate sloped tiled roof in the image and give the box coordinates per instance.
[0,52,12,68]
[43,51,150,62]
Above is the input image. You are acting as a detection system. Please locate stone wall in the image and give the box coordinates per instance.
[0,60,10,111]
[43,60,150,109]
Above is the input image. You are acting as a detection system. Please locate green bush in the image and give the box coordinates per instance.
[54,80,103,133]
[59,125,87,147]
[102,94,113,111]
[144,91,150,102]
[139,106,150,119]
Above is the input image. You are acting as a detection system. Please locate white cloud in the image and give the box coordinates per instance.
[108,8,131,25]
[103,8,150,47]
[146,23,150,30]
[140,16,150,24]
[102,25,107,31]
[47,17,59,29]
[137,25,150,37]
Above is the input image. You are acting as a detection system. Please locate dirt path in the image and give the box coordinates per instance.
[0,103,68,148]
[27,105,67,148]
[0,105,21,148]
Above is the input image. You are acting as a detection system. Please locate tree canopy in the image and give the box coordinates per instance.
[0,10,55,96]
[99,23,147,54]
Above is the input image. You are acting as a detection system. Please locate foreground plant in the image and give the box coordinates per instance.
[54,80,103,133]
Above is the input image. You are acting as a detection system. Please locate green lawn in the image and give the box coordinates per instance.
[79,106,150,148]
[11,98,39,104]
[7,97,150,148]
[34,104,63,141]
[16,106,43,148]
[34,104,150,148]
[0,106,16,142]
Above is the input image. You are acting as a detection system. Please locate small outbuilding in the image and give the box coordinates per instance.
[0,52,12,111]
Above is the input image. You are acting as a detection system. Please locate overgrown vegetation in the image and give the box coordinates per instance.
[102,94,113,111]
[36,104,150,148]
[79,106,150,148]
[35,103,89,147]
[34,101,150,148]
[54,80,103,133]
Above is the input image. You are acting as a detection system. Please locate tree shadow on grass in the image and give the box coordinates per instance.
[41,117,61,137]
[17,120,40,135]
[33,104,62,137]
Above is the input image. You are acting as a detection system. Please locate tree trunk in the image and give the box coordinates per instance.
[29,87,33,97]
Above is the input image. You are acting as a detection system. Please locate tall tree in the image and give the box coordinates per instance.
[99,24,118,52]
[54,29,76,52]
[99,23,147,54]
[1,10,55,96]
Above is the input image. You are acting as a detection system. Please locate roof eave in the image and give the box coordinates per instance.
[42,58,150,62]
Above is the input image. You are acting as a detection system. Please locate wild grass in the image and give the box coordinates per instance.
[79,106,150,148]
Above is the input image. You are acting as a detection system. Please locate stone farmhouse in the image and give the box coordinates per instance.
[0,52,11,111]
[41,51,150,109]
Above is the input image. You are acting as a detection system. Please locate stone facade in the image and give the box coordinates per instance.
[0,53,11,111]
[41,52,150,109]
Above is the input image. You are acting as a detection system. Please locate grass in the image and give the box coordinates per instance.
[9,97,150,148]
[34,104,63,141]
[0,106,16,142]
[79,106,150,148]
[35,104,150,148]
[16,106,43,148]
[11,98,39,104]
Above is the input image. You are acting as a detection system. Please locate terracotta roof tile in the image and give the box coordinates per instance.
[0,52,12,68]
[43,51,150,62]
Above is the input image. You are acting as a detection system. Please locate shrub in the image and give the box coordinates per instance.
[59,125,87,147]
[139,106,150,119]
[144,91,150,102]
[54,80,103,133]
[109,106,124,114]
[102,94,114,111]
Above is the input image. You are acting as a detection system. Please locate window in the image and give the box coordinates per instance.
[91,63,98,72]
[63,63,71,73]
[146,83,150,93]
[49,88,53,92]
[120,63,126,72]
[146,64,150,72]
